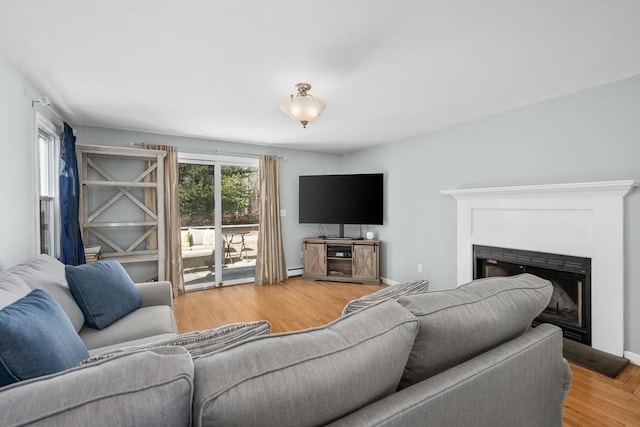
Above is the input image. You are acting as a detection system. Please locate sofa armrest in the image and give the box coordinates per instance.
[135,281,173,309]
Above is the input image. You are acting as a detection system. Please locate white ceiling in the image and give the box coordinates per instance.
[1,1,639,154]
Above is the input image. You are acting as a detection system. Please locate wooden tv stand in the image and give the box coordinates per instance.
[302,238,380,285]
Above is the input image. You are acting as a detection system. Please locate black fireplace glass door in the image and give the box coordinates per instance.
[474,245,591,345]
[526,266,583,329]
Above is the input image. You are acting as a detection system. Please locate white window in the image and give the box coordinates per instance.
[36,114,61,256]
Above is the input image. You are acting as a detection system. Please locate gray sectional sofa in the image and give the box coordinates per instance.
[0,254,178,356]
[0,255,571,426]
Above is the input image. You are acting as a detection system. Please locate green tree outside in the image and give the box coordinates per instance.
[179,163,259,226]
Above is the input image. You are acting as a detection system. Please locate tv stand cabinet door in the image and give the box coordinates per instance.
[352,243,379,283]
[303,242,326,278]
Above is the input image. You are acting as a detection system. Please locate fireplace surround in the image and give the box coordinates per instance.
[442,180,637,357]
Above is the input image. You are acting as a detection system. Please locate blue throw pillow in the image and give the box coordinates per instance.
[65,260,142,330]
[0,289,89,387]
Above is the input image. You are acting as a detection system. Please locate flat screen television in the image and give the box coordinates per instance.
[299,173,383,237]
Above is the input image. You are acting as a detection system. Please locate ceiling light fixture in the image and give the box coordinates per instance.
[280,83,326,128]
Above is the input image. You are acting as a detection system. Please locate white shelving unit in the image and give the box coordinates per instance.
[77,144,166,280]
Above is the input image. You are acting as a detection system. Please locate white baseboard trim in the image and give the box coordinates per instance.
[623,350,640,366]
[291,269,389,284]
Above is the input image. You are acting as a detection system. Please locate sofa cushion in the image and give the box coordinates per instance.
[325,324,568,427]
[81,305,177,352]
[342,279,430,315]
[0,270,31,309]
[0,289,89,387]
[396,273,552,389]
[0,347,193,427]
[2,254,85,332]
[85,320,271,363]
[65,259,142,330]
[192,299,419,427]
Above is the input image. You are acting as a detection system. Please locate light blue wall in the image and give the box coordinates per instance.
[343,75,640,352]
[0,51,60,269]
[74,126,342,279]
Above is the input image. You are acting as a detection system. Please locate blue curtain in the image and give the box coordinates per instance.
[59,122,85,265]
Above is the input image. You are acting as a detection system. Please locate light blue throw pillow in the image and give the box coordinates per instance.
[65,260,142,330]
[0,289,89,387]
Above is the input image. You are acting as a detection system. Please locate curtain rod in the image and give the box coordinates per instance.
[213,149,286,160]
[128,142,286,160]
[32,97,64,122]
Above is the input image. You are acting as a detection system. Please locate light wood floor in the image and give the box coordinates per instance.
[174,276,385,333]
[173,277,640,426]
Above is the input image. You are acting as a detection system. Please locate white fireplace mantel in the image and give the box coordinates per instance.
[441,180,637,200]
[442,180,637,357]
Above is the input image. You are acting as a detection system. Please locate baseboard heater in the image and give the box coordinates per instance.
[288,268,304,277]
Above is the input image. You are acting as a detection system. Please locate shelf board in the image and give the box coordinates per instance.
[101,252,158,263]
[82,180,158,188]
[82,221,158,227]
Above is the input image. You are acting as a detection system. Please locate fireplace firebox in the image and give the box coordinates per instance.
[474,245,591,345]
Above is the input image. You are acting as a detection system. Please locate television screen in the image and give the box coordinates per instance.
[299,174,383,225]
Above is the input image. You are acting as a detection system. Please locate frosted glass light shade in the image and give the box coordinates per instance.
[280,96,326,128]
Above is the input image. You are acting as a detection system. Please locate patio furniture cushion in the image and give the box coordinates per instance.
[396,273,552,389]
[202,229,215,246]
[181,230,192,247]
[0,289,89,387]
[342,279,430,315]
[182,248,214,258]
[65,260,142,330]
[189,228,209,246]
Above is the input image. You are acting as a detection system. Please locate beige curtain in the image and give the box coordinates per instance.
[144,144,185,297]
[255,155,287,285]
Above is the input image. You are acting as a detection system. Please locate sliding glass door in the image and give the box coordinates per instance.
[178,154,259,290]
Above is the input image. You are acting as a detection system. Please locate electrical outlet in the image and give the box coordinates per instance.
[417,263,423,273]
[300,251,304,259]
